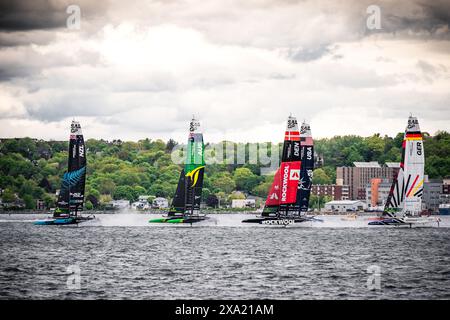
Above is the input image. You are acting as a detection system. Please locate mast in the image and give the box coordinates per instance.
[56,120,86,217]
[402,115,425,216]
[262,115,302,217]
[169,117,205,216]
[297,121,314,214]
[383,115,424,217]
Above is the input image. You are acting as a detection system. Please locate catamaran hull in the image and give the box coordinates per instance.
[242,216,323,225]
[149,216,209,224]
[34,215,95,225]
[368,216,439,226]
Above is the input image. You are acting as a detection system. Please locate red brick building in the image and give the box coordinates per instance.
[312,184,350,200]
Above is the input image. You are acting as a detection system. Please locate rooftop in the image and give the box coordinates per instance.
[385,162,401,168]
[353,161,381,168]
[326,200,365,205]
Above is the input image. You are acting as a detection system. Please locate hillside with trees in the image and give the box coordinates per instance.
[0,131,449,210]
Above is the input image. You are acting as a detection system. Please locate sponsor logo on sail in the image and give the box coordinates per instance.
[300,124,310,134]
[287,119,298,129]
[79,145,85,158]
[281,165,290,202]
[306,147,312,160]
[261,219,294,225]
[186,166,204,187]
[290,169,300,180]
[407,118,418,129]
[293,142,300,157]
[417,142,422,155]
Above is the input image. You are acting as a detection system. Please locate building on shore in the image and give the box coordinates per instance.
[365,176,446,213]
[422,178,443,213]
[336,162,400,200]
[365,178,392,211]
[324,200,367,213]
[152,197,169,209]
[440,179,450,205]
[109,199,130,210]
[311,184,350,200]
[231,199,256,208]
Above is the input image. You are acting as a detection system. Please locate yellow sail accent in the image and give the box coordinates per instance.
[185,166,205,187]
[409,178,423,198]
[406,137,422,141]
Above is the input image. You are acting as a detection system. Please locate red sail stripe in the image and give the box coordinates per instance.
[405,133,422,138]
[406,175,419,197]
[285,131,300,141]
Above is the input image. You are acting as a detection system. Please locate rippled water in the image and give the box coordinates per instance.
[0,214,449,299]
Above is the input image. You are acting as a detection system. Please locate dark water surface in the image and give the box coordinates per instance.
[0,214,449,299]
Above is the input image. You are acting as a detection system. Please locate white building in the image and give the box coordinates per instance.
[324,200,367,212]
[152,197,169,209]
[110,199,130,209]
[231,199,256,208]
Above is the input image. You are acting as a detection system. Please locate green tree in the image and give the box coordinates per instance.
[113,185,136,201]
[310,195,332,210]
[1,188,16,202]
[211,173,236,194]
[233,167,260,192]
[252,181,272,198]
[312,168,331,185]
[97,178,116,195]
[85,200,94,210]
[23,194,35,209]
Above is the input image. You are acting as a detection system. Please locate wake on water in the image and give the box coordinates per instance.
[74,212,449,228]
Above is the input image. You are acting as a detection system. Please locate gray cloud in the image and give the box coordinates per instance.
[0,0,108,31]
[373,0,450,38]
[287,44,333,62]
[0,0,67,31]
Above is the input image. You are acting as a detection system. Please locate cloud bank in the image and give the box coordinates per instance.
[0,0,449,142]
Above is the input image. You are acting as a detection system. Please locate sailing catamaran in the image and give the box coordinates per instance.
[34,120,94,225]
[149,117,207,224]
[369,115,438,227]
[242,115,321,225]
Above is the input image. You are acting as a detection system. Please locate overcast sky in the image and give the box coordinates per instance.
[0,0,449,142]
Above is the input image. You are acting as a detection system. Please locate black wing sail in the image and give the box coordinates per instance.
[169,118,205,216]
[56,121,86,215]
[297,122,314,213]
[169,169,186,215]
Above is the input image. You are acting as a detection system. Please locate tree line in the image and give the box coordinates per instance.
[0,131,448,210]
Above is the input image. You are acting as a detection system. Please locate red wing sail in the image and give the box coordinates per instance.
[265,168,281,206]
[263,115,302,216]
[279,161,301,204]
